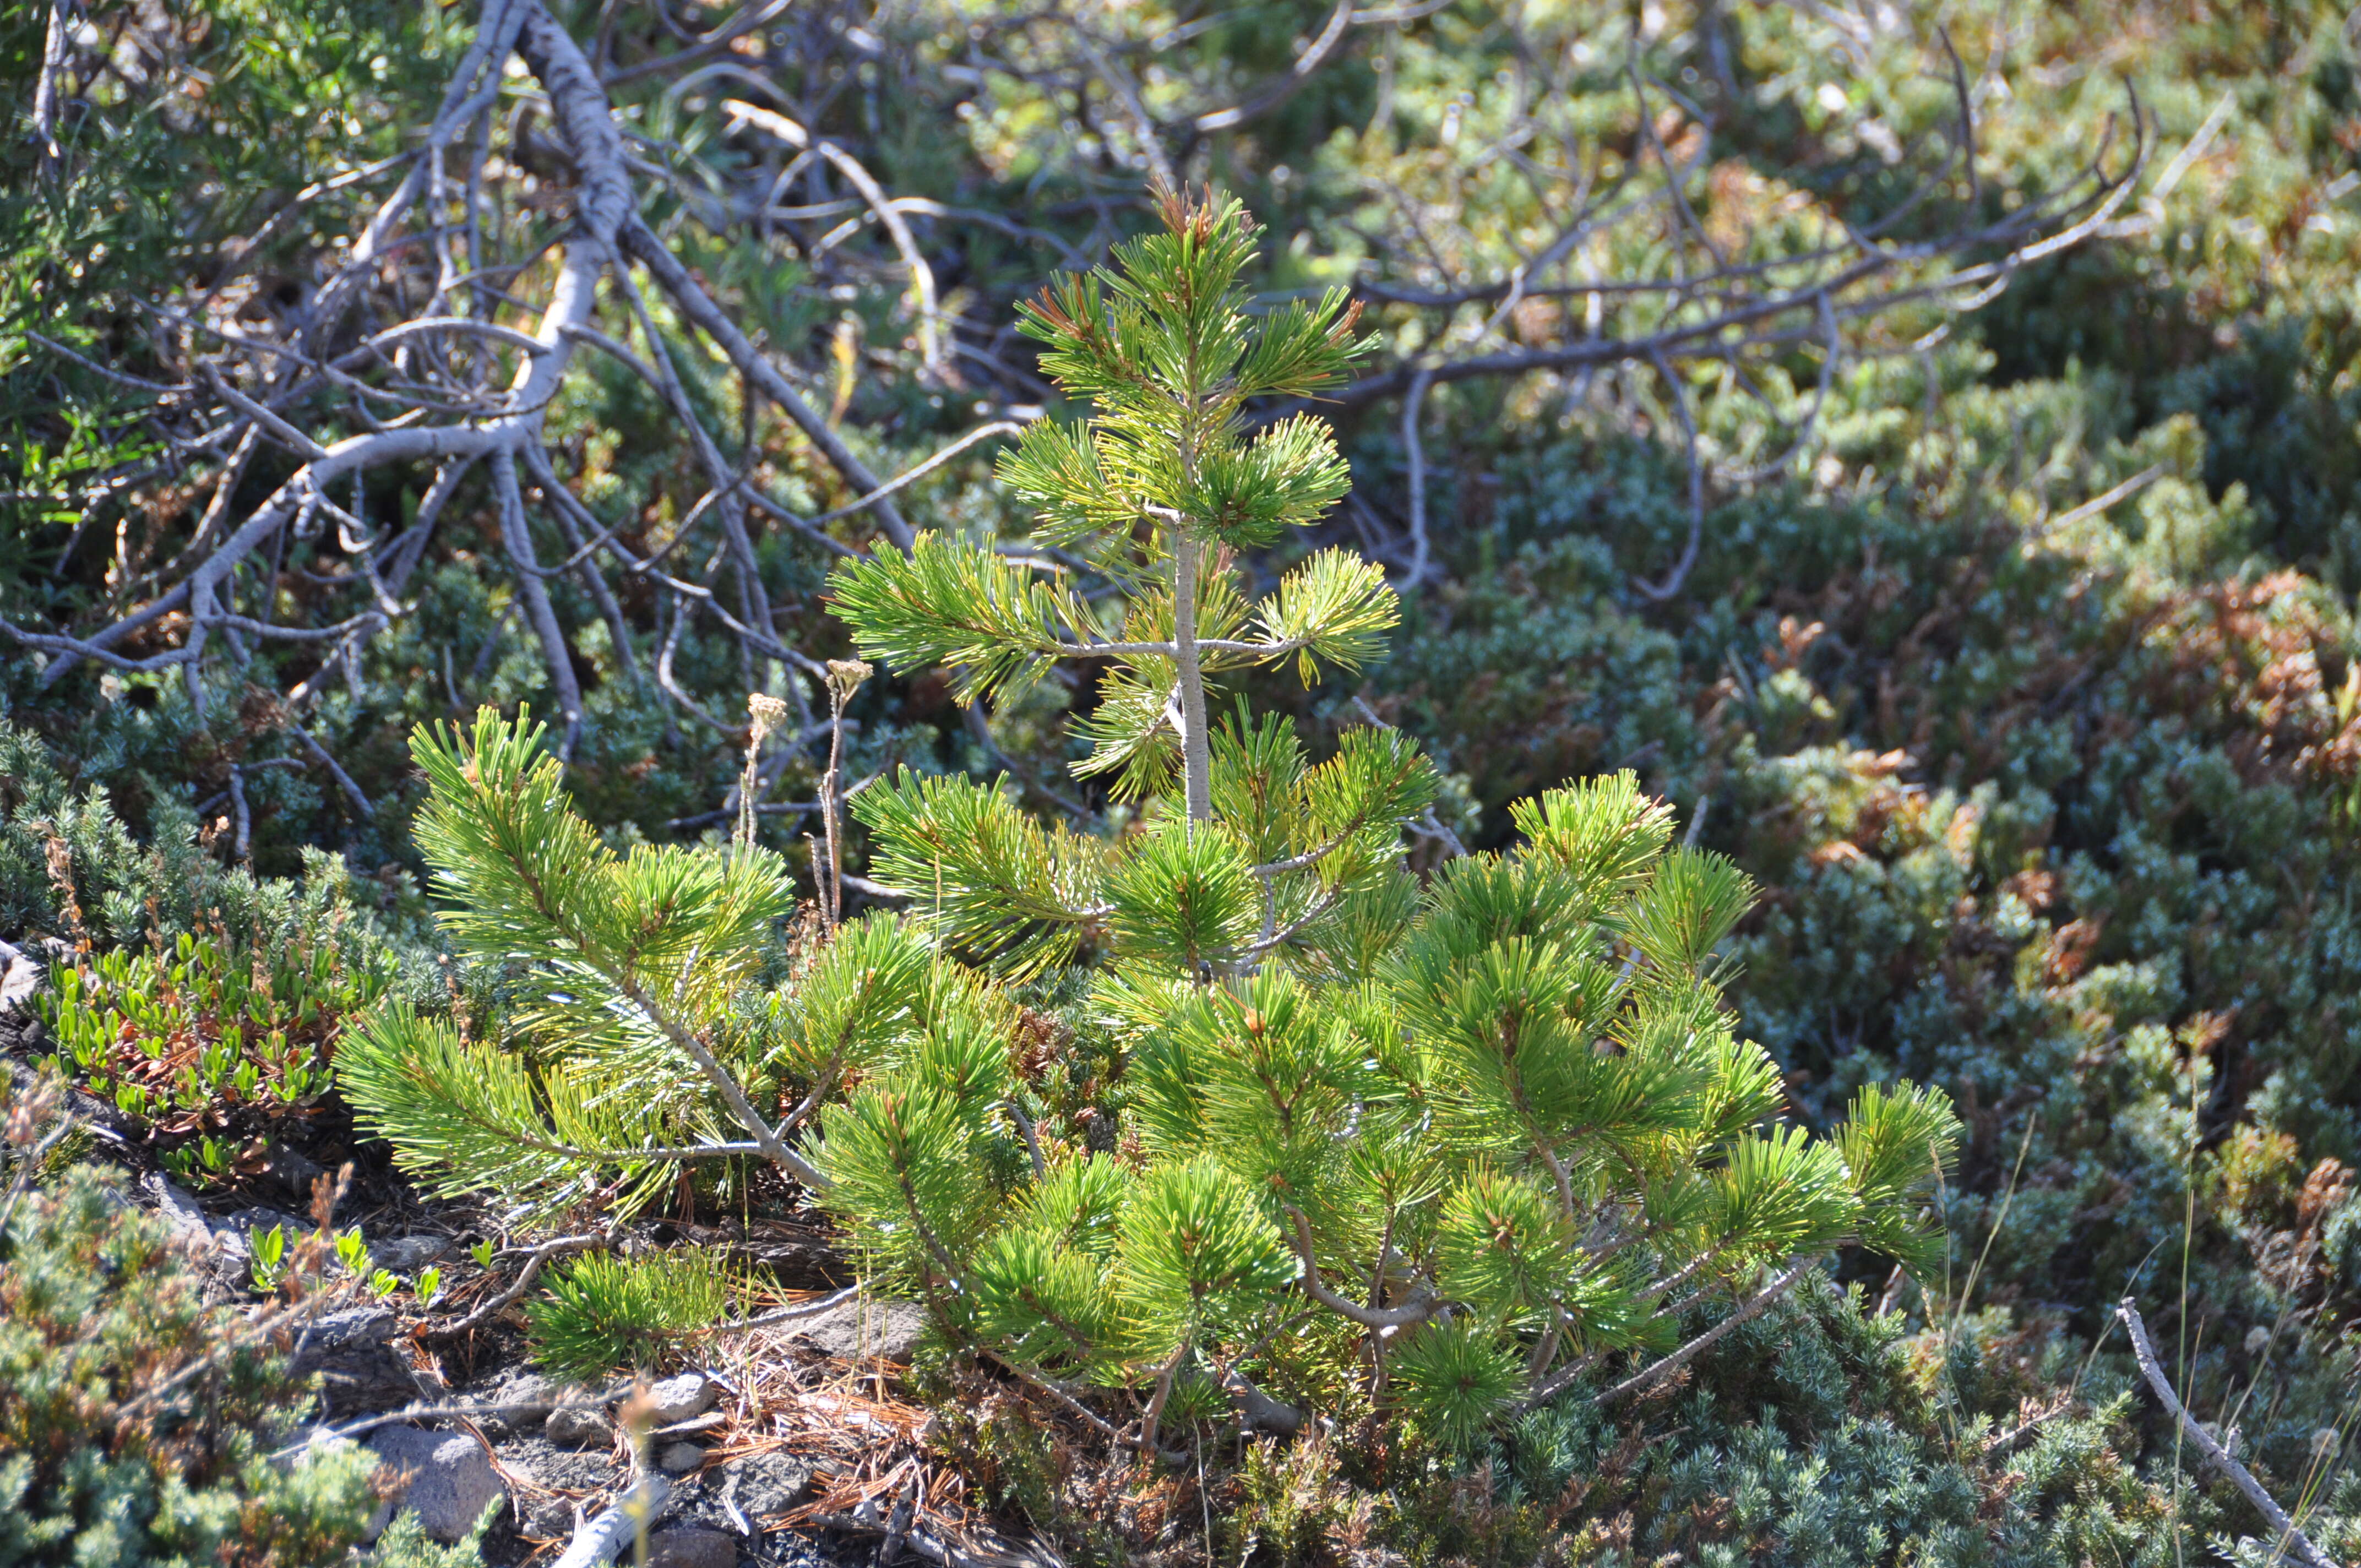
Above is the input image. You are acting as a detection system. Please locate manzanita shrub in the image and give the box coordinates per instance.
[37,924,382,1187]
[343,191,1959,1456]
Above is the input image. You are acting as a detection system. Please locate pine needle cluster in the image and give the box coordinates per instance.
[524,1251,732,1385]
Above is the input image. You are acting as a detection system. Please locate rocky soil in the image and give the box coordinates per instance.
[1,948,990,1567]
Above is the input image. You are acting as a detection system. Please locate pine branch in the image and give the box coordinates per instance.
[853,770,1110,974]
[608,971,829,1190]
[1286,1206,1434,1330]
[983,1351,1190,1467]
[1589,1256,1818,1408]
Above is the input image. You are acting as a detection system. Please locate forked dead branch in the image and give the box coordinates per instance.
[10,0,2142,807]
[13,0,926,776]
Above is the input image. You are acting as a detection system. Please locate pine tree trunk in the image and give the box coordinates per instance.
[1172,529,1214,825]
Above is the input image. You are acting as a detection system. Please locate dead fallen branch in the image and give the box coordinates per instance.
[2118,1297,2339,1568]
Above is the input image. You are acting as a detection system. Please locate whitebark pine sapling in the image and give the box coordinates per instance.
[818,189,1965,1452]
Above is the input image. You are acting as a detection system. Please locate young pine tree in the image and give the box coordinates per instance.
[823,188,1963,1450]
[342,189,1960,1458]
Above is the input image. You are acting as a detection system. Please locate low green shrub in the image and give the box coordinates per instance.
[1,718,407,1190]
[0,1163,384,1566]
[35,922,388,1188]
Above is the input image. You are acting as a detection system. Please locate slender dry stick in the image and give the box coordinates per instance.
[1399,365,1434,589]
[2119,1299,2338,1568]
[271,1380,637,1455]
[984,1351,1188,1464]
[552,1475,670,1568]
[1286,1206,1433,1330]
[1946,1106,2039,1352]
[31,1,73,176]
[621,218,914,548]
[2173,1033,2205,1568]
[741,693,786,851]
[1171,529,1212,830]
[697,1281,864,1338]
[420,1229,613,1341]
[820,660,872,927]
[1000,1098,1049,1179]
[492,446,584,758]
[1070,22,1179,191]
[1632,346,1705,601]
[14,0,2141,726]
[227,766,252,865]
[1591,1256,1817,1408]
[608,971,829,1190]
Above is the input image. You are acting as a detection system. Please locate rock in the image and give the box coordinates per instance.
[498,1369,562,1403]
[368,1426,507,1543]
[477,1372,579,1439]
[281,1422,364,1470]
[372,1233,451,1272]
[219,1205,311,1236]
[646,1371,717,1424]
[296,1304,400,1351]
[657,1440,708,1474]
[262,1143,329,1201]
[140,1172,214,1241]
[720,1449,812,1523]
[0,941,73,1056]
[496,1434,619,1506]
[489,1371,562,1428]
[545,1404,615,1449]
[646,1527,738,1568]
[130,1197,332,1308]
[791,1294,927,1364]
[289,1305,429,1417]
[521,1494,579,1542]
[0,938,41,1012]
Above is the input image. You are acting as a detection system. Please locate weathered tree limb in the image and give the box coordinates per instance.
[14,0,934,760]
[2118,1298,2340,1568]
[618,217,915,548]
[552,1475,670,1568]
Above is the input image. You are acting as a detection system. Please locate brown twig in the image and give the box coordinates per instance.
[418,1230,611,1341]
